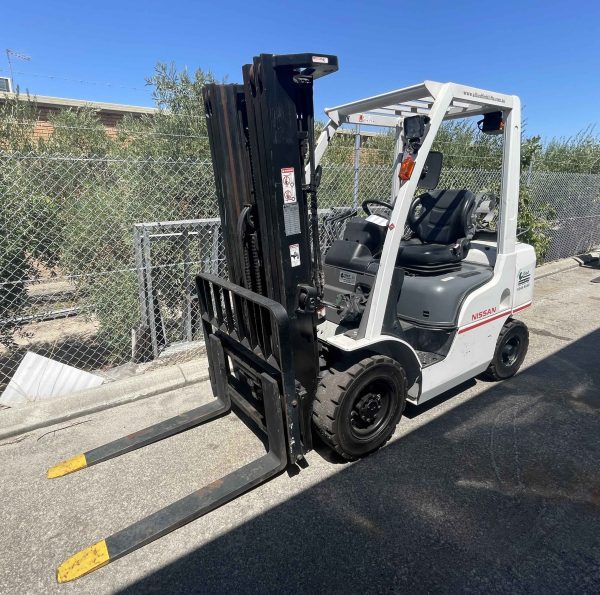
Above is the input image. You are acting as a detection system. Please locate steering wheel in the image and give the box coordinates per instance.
[361,199,393,216]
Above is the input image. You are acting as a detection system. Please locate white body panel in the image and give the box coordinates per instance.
[417,317,506,402]
[404,241,534,403]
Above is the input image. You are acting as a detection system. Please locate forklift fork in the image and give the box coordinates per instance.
[49,274,295,582]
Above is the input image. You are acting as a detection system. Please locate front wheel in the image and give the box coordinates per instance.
[483,318,529,380]
[312,356,407,460]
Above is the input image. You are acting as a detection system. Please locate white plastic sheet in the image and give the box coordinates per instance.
[0,352,104,407]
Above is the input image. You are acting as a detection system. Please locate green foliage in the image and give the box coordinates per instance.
[517,183,556,261]
[41,107,112,155]
[0,63,218,358]
[115,63,216,159]
[537,127,600,173]
[433,120,503,170]
[60,182,142,357]
[0,203,30,349]
[0,95,38,348]
[0,92,38,152]
[520,134,541,169]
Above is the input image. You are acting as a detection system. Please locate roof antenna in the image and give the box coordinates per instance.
[5,48,31,92]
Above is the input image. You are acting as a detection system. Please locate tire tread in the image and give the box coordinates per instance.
[483,318,529,381]
[312,356,407,460]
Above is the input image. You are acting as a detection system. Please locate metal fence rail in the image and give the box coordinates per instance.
[1,150,599,387]
[132,218,224,360]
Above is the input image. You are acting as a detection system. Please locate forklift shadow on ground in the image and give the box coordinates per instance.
[118,329,600,594]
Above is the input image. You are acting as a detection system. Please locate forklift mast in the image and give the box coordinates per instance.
[203,53,338,437]
[48,53,339,583]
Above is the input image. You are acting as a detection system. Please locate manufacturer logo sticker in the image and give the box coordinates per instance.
[339,270,357,285]
[471,306,497,322]
[517,269,531,290]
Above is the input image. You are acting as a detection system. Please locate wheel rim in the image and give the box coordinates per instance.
[501,335,521,367]
[348,378,394,440]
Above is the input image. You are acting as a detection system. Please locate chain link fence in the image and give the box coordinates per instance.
[0,153,217,388]
[1,149,599,389]
[527,169,600,260]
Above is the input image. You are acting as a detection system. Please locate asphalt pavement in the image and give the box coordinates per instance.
[1,264,599,594]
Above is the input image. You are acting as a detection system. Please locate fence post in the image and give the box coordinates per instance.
[182,227,193,342]
[526,154,534,187]
[353,125,361,209]
[142,227,160,358]
[210,224,220,276]
[133,225,148,328]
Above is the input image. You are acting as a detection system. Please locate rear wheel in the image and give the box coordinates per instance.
[483,318,529,380]
[312,356,407,460]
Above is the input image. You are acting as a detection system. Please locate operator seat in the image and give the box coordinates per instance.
[324,188,476,276]
[397,188,477,274]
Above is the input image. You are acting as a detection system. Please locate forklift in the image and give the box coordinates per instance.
[48,53,534,582]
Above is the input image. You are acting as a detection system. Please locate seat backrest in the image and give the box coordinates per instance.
[409,189,476,244]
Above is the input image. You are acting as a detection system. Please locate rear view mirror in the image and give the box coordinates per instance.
[403,115,429,140]
[478,111,504,135]
[418,151,443,189]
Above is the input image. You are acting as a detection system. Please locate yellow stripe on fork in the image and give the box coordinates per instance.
[56,539,110,583]
[47,453,87,478]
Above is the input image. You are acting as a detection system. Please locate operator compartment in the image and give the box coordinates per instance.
[322,180,494,328]
[323,250,492,328]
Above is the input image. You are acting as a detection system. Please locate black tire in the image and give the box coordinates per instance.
[483,318,529,381]
[312,356,407,460]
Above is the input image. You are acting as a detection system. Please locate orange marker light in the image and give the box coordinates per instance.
[399,154,415,181]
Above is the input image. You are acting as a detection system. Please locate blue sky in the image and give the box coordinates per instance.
[3,0,599,140]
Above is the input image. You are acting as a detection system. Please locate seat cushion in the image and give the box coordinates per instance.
[397,241,462,267]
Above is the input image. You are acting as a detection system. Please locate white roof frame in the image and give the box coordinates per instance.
[312,80,515,170]
[324,80,513,127]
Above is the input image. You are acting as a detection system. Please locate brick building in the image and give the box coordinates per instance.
[0,91,158,139]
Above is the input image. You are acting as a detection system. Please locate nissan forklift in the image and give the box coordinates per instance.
[48,53,534,582]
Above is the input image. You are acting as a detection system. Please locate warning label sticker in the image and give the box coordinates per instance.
[312,56,329,63]
[283,203,301,236]
[289,244,301,267]
[281,167,297,204]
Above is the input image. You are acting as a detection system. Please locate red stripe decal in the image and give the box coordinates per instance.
[459,311,510,333]
[459,301,532,334]
[512,302,532,313]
